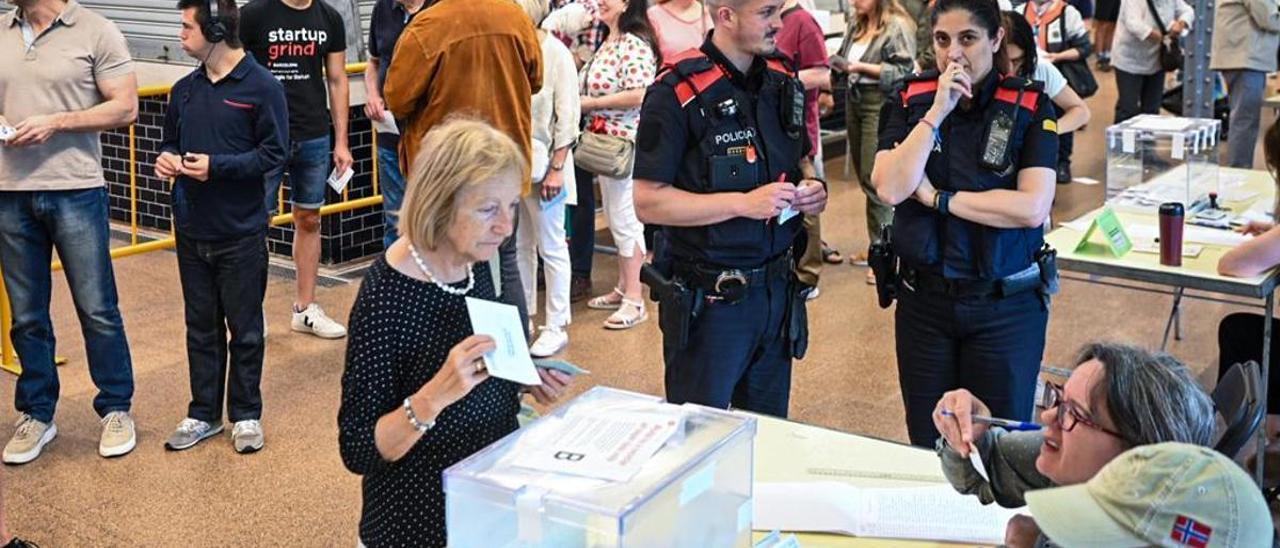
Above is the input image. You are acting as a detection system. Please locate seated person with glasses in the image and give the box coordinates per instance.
[931,342,1216,547]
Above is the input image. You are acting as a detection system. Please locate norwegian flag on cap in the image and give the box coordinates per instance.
[1171,515,1212,547]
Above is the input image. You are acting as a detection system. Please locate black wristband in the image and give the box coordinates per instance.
[938,191,954,217]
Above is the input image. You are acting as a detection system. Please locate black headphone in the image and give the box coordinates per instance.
[202,0,227,44]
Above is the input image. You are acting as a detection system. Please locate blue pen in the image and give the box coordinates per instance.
[940,410,1042,431]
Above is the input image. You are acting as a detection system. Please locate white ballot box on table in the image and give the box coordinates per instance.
[444,386,756,547]
[1105,115,1221,212]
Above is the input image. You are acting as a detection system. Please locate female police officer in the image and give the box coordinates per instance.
[870,0,1059,447]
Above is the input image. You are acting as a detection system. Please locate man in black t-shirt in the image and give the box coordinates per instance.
[240,0,351,340]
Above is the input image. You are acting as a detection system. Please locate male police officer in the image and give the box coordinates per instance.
[634,0,827,418]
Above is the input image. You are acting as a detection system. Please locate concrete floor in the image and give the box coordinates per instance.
[3,69,1276,545]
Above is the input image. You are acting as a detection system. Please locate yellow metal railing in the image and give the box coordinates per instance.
[1,63,381,374]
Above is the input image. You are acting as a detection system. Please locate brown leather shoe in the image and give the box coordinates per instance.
[570,277,592,303]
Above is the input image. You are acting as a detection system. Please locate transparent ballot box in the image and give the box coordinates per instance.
[1105,115,1221,212]
[444,386,756,548]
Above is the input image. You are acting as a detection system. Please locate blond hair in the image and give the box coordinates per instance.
[398,118,528,251]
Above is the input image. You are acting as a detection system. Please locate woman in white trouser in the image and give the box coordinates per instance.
[518,0,580,356]
[580,0,659,329]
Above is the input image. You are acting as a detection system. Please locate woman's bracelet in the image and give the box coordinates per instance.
[403,397,436,435]
[918,117,942,149]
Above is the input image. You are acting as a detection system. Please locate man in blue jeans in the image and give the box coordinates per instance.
[240,0,352,339]
[363,0,431,250]
[158,0,288,454]
[0,0,140,464]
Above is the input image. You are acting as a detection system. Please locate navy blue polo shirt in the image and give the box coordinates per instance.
[368,0,430,150]
[161,53,289,241]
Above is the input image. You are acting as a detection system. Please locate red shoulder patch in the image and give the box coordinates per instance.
[765,58,794,77]
[901,80,939,106]
[994,87,1041,111]
[674,67,727,107]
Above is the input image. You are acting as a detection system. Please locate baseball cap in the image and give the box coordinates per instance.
[1025,442,1273,547]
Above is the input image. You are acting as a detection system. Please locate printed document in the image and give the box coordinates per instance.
[512,410,682,482]
[753,482,1024,545]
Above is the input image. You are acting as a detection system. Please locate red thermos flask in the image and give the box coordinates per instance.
[1159,202,1184,267]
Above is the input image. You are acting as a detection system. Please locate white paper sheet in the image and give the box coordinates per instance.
[1130,116,1194,132]
[1127,223,1250,247]
[753,482,1023,545]
[326,166,354,193]
[370,111,398,135]
[511,410,681,481]
[968,443,990,482]
[464,297,540,385]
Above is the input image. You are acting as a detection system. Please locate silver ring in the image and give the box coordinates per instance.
[474,360,485,374]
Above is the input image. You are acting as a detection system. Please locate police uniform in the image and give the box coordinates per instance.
[633,33,812,418]
[877,69,1059,447]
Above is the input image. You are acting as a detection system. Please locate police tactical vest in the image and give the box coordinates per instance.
[893,70,1049,280]
[655,49,806,267]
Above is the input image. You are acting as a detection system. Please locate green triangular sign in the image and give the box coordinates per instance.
[1075,207,1132,257]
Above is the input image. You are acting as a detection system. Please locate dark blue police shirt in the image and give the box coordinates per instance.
[877,71,1058,281]
[367,0,429,150]
[633,33,810,269]
[161,53,288,241]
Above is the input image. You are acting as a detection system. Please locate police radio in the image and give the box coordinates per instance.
[980,110,1014,172]
[782,77,805,141]
[980,86,1024,172]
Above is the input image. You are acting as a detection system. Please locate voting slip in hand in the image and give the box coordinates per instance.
[465,297,541,385]
[327,166,354,194]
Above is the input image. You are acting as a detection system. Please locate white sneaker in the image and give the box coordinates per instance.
[529,326,569,358]
[804,286,821,301]
[232,420,264,454]
[3,414,56,465]
[99,410,136,458]
[291,303,347,339]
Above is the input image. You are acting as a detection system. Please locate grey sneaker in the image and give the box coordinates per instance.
[232,420,264,454]
[98,411,136,458]
[2,414,56,465]
[291,303,347,339]
[164,418,223,451]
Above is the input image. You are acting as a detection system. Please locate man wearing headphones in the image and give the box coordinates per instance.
[157,0,288,454]
[0,0,139,465]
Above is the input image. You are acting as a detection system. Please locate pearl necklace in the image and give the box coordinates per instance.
[408,244,475,296]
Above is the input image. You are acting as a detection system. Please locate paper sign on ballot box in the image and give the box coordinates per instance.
[513,411,683,482]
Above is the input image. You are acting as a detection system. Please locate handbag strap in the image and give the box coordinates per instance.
[1143,0,1168,33]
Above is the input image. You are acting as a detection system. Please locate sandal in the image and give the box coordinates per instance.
[848,252,870,267]
[604,298,648,330]
[587,287,624,310]
[821,242,843,264]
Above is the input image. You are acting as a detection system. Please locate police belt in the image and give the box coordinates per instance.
[674,252,793,297]
[901,263,1043,299]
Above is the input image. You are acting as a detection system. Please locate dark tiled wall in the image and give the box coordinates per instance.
[100,95,385,266]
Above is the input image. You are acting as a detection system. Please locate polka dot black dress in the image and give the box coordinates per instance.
[338,256,521,547]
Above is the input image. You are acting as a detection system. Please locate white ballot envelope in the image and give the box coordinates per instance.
[370,111,398,135]
[465,297,541,385]
[0,115,14,142]
[327,166,354,193]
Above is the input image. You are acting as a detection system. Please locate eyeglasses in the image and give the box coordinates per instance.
[1041,382,1127,439]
